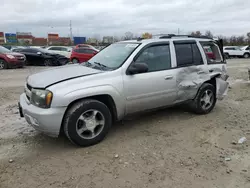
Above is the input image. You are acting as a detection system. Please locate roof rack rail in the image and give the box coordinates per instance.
[137,37,144,41]
[159,34,213,40]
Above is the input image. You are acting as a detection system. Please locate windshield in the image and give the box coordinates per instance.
[87,43,140,69]
[0,46,11,53]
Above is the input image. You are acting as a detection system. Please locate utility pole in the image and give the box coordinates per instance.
[177,28,180,35]
[69,20,73,43]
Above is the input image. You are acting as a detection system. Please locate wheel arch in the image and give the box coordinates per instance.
[194,73,221,99]
[60,94,119,135]
[0,58,8,69]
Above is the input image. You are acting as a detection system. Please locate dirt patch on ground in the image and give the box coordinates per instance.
[0,61,250,188]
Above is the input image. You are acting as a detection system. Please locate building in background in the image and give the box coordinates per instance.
[48,33,59,45]
[87,38,98,45]
[16,32,33,45]
[5,33,17,44]
[0,32,5,44]
[58,37,71,45]
[73,37,86,45]
[102,36,113,44]
[32,37,47,46]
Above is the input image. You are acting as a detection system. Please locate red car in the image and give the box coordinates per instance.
[203,46,216,60]
[75,44,98,50]
[70,48,98,63]
[0,46,26,69]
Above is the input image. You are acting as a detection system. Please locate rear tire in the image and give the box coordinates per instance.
[190,83,216,114]
[0,59,8,70]
[72,58,79,64]
[63,99,112,147]
[243,53,250,58]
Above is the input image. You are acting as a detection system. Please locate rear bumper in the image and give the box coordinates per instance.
[19,93,67,137]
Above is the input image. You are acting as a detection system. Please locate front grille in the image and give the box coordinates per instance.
[14,55,25,62]
[26,94,30,101]
[26,84,32,101]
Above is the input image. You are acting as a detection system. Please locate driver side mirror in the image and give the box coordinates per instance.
[37,52,42,55]
[127,63,148,75]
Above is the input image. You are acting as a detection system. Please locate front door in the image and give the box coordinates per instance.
[123,43,177,114]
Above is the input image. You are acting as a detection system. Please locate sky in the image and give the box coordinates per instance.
[1,0,250,38]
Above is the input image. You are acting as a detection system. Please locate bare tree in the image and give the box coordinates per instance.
[190,31,202,37]
[124,32,133,40]
[236,35,245,45]
[247,32,250,38]
[205,30,213,38]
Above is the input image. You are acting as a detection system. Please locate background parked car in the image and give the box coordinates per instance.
[241,45,250,52]
[16,48,69,66]
[46,46,72,58]
[75,44,100,51]
[70,47,98,63]
[2,45,26,52]
[203,46,216,59]
[223,46,250,58]
[0,46,26,69]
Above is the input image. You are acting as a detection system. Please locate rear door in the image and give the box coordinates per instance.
[76,49,89,62]
[84,49,97,60]
[224,47,234,56]
[172,40,209,102]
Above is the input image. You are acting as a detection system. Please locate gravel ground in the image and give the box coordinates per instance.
[0,59,250,188]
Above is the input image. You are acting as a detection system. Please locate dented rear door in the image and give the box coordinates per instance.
[172,40,210,103]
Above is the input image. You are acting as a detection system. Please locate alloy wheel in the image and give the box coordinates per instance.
[44,59,51,66]
[76,109,105,139]
[200,89,214,110]
[0,61,5,69]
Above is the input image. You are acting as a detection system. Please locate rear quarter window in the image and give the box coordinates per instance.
[200,42,223,64]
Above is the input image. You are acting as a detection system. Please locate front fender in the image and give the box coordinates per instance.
[51,85,126,120]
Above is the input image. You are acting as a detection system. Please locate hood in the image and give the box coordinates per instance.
[27,64,102,88]
[6,52,25,57]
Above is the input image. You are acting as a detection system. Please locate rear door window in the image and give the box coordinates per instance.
[174,42,203,67]
[74,48,88,53]
[49,47,61,51]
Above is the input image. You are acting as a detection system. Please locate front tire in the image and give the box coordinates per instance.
[190,83,216,114]
[44,59,52,66]
[63,99,112,147]
[243,53,250,58]
[0,59,8,70]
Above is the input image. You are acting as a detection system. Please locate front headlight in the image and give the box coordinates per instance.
[31,89,53,108]
[6,55,15,59]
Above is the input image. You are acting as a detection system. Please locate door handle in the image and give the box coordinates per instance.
[164,75,173,80]
[197,71,205,74]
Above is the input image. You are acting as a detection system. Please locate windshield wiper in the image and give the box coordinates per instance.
[82,61,111,71]
[93,62,107,68]
[93,62,110,71]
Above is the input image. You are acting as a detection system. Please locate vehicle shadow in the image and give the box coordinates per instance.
[110,105,193,134]
[10,105,200,154]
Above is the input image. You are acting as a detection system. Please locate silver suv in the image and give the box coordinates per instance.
[19,35,229,146]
